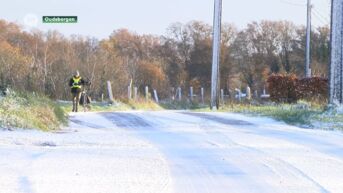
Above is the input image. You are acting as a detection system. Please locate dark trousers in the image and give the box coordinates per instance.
[72,91,81,112]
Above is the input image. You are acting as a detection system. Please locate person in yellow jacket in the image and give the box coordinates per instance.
[68,71,88,112]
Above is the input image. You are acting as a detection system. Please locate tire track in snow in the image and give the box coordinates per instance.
[108,111,272,193]
[102,112,151,129]
[182,112,254,126]
[204,131,331,193]
[208,112,343,159]
[196,123,328,193]
[101,112,172,193]
[183,112,340,193]
[18,176,33,193]
[135,111,334,193]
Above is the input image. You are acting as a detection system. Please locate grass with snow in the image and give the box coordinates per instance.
[0,90,67,131]
[221,101,343,130]
[159,100,207,110]
[58,99,163,113]
[58,98,342,131]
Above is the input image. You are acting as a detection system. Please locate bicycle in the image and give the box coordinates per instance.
[79,82,92,112]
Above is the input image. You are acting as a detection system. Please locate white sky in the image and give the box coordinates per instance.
[0,0,331,39]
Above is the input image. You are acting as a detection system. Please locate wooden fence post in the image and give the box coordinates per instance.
[107,81,114,103]
[190,87,194,101]
[246,86,251,100]
[221,89,224,104]
[145,86,149,101]
[178,87,182,101]
[171,87,175,100]
[128,86,132,100]
[235,88,241,102]
[153,89,159,103]
[134,87,138,101]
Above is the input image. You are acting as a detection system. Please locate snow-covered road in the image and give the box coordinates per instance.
[1,111,343,193]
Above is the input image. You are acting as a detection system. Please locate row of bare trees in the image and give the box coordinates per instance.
[0,19,330,100]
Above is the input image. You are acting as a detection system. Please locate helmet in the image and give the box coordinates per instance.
[75,70,80,77]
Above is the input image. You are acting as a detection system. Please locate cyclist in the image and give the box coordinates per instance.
[69,70,89,112]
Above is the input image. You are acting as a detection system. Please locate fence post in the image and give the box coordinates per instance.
[201,87,204,104]
[263,86,266,95]
[221,89,224,104]
[190,87,194,101]
[178,87,182,101]
[107,81,114,103]
[128,86,132,100]
[134,87,138,101]
[153,89,159,103]
[145,86,149,101]
[246,86,251,100]
[235,88,241,102]
[171,87,175,100]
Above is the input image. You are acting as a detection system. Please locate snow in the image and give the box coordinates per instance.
[1,111,343,193]
[0,112,172,193]
[337,106,343,114]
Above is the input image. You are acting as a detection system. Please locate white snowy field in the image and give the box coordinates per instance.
[1,111,343,193]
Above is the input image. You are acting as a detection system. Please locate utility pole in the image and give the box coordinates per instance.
[305,0,312,78]
[210,0,222,110]
[330,0,343,105]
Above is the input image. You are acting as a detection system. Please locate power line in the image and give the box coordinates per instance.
[279,0,306,6]
[312,9,330,26]
[312,7,330,23]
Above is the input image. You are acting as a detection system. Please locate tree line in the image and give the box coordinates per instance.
[0,19,330,100]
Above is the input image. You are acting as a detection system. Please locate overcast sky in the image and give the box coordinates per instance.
[0,0,331,39]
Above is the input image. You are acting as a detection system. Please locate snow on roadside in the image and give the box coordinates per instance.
[0,112,173,193]
[135,111,343,193]
[2,110,343,193]
[338,106,343,114]
[194,112,343,193]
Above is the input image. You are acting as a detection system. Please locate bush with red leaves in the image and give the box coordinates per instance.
[267,74,328,103]
[296,77,328,101]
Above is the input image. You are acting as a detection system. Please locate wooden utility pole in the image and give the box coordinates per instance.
[330,0,343,105]
[305,0,312,77]
[210,0,222,110]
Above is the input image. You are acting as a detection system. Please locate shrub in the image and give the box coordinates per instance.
[267,74,329,103]
[296,77,328,102]
[267,74,298,103]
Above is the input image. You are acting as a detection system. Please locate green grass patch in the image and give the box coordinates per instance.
[58,101,129,113]
[58,99,164,113]
[159,100,207,110]
[126,100,163,110]
[57,97,343,131]
[221,101,343,130]
[58,98,209,113]
[223,103,321,125]
[0,90,67,131]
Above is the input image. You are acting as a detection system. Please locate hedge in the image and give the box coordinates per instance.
[267,74,328,103]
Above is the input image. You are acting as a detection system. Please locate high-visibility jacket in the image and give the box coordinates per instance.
[71,76,82,89]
